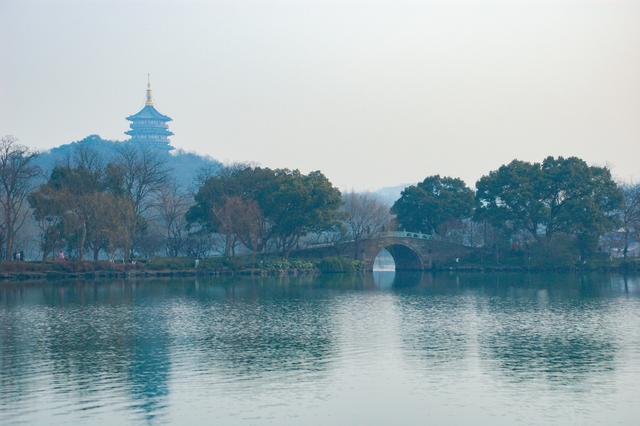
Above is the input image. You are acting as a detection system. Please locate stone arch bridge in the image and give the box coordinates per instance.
[301,232,474,271]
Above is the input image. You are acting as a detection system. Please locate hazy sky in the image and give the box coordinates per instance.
[1,0,639,190]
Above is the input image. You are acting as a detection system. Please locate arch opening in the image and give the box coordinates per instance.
[373,248,395,271]
[373,244,424,271]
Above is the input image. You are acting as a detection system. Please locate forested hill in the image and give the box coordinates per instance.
[34,135,223,190]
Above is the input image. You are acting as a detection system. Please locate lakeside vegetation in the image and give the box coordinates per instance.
[392,158,640,267]
[0,255,363,281]
[0,134,639,277]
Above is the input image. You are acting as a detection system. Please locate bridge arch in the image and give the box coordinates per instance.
[366,241,430,271]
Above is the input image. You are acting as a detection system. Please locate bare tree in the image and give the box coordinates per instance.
[155,180,190,257]
[116,144,170,216]
[621,183,640,258]
[115,144,169,259]
[342,191,392,238]
[0,136,40,260]
[184,230,219,258]
[341,191,392,258]
[105,197,136,261]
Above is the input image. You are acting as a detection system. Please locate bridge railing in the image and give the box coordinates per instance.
[376,231,434,240]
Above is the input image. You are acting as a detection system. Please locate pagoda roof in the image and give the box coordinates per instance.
[125,127,174,137]
[126,105,172,122]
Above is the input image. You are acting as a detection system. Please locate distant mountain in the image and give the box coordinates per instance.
[372,183,412,206]
[34,135,223,190]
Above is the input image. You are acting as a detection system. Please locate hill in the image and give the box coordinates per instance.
[34,135,222,190]
[372,183,412,206]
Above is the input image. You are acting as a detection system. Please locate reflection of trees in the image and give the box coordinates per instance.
[0,284,42,414]
[127,301,171,422]
[399,310,469,366]
[393,273,471,367]
[390,272,624,382]
[194,279,336,377]
[479,330,616,383]
[474,273,621,385]
[38,281,171,422]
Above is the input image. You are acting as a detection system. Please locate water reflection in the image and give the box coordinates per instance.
[393,273,472,368]
[128,289,171,421]
[1,274,640,425]
[473,274,624,386]
[386,273,631,386]
[183,280,336,377]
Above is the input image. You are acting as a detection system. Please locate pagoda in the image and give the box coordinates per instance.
[125,76,174,149]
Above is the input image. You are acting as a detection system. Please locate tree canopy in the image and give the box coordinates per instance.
[475,156,623,257]
[28,156,135,260]
[187,166,342,256]
[391,175,474,235]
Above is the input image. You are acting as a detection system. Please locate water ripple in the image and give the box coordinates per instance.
[1,274,640,425]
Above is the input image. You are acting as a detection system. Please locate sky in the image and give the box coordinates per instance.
[1,0,639,191]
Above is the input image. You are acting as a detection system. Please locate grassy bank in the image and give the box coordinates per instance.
[437,255,640,273]
[2,255,638,282]
[0,256,364,281]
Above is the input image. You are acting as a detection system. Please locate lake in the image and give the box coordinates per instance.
[1,272,639,425]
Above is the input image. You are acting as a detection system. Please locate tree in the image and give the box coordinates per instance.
[103,196,136,261]
[620,183,640,258]
[230,198,265,255]
[29,154,135,260]
[475,160,546,239]
[341,191,392,256]
[188,166,275,255]
[85,192,135,261]
[155,180,190,257]
[476,156,623,260]
[30,166,92,260]
[210,196,241,257]
[115,144,170,216]
[0,136,40,260]
[114,144,170,259]
[392,175,474,236]
[188,166,341,257]
[540,157,622,257]
[30,185,64,260]
[266,170,342,256]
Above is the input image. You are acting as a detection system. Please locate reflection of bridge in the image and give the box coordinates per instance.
[304,232,474,271]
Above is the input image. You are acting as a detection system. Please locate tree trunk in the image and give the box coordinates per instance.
[5,210,13,260]
[224,234,232,257]
[623,229,629,259]
[77,222,86,261]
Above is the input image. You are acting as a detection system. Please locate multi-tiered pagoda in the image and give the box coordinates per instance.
[125,77,174,149]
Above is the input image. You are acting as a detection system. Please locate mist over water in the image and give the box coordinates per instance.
[1,273,640,425]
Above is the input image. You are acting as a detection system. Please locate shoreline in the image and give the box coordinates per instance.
[1,259,639,282]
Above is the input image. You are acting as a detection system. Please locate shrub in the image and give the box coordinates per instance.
[146,257,195,270]
[316,256,356,273]
[529,235,579,269]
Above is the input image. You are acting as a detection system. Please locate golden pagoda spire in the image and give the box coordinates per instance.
[145,73,154,106]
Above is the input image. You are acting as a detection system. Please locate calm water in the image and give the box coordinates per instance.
[1,272,640,425]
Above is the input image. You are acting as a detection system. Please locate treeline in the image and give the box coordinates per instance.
[1,134,639,266]
[392,157,640,265]
[0,135,391,261]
